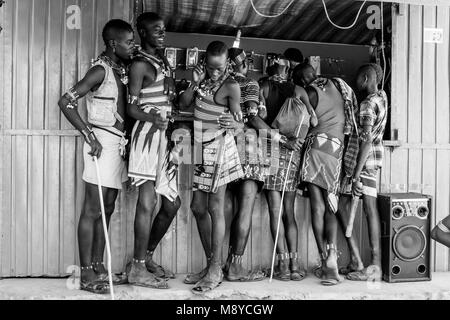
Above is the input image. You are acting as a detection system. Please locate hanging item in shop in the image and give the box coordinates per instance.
[165,47,178,70]
[186,47,199,69]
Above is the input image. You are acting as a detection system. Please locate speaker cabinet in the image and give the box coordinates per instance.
[378,193,432,283]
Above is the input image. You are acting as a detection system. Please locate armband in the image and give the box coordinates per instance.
[128,95,139,105]
[65,87,79,102]
[64,87,80,109]
[82,126,97,144]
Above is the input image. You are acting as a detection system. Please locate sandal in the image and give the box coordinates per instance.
[313,252,327,279]
[289,252,306,281]
[93,262,129,285]
[146,251,176,279]
[98,272,129,285]
[339,263,363,276]
[184,267,208,285]
[321,244,342,286]
[224,254,266,282]
[346,265,381,282]
[272,253,291,281]
[80,279,110,295]
[192,266,223,294]
[128,259,169,289]
[226,269,266,282]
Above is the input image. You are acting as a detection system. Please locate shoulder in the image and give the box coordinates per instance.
[130,59,155,76]
[130,58,152,70]
[224,77,240,89]
[84,64,106,83]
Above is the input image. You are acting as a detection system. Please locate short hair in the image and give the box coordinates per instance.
[136,12,163,36]
[284,48,304,63]
[206,41,229,58]
[292,62,314,86]
[102,19,133,45]
[359,63,384,85]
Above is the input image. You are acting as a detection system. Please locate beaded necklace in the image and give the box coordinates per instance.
[197,70,231,97]
[135,49,171,77]
[95,53,128,85]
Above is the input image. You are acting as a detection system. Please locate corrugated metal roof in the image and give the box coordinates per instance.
[140,0,392,45]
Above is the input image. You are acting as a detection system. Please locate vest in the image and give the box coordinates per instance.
[86,59,123,127]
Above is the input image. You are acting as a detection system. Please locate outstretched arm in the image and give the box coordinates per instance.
[58,65,105,157]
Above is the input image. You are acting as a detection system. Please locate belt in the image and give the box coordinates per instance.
[92,125,125,138]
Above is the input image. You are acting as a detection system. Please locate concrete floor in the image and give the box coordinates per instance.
[0,273,449,300]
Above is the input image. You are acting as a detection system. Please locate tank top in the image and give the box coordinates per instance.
[264,80,295,125]
[136,52,172,114]
[194,77,230,142]
[309,79,346,141]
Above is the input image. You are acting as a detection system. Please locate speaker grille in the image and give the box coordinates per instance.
[393,225,427,262]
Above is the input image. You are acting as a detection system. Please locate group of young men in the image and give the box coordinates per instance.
[59,12,450,295]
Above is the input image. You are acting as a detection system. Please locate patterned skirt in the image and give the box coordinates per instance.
[234,128,269,186]
[193,131,244,193]
[300,133,344,195]
[263,138,301,192]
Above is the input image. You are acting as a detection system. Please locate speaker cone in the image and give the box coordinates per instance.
[392,205,404,220]
[393,225,427,262]
[417,206,429,219]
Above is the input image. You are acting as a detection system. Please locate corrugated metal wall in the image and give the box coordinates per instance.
[383,3,450,272]
[0,0,133,277]
[1,1,449,277]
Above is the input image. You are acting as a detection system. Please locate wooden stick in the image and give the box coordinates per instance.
[346,195,360,238]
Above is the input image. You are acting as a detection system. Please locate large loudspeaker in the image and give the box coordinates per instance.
[378,193,432,283]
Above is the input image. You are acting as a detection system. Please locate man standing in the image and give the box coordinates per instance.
[58,19,135,294]
[179,41,243,293]
[222,48,267,282]
[127,12,181,289]
[294,62,358,286]
[259,55,304,281]
[339,64,388,282]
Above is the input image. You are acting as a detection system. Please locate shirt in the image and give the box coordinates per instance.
[359,90,388,170]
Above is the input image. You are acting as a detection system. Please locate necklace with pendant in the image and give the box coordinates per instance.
[98,53,129,85]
